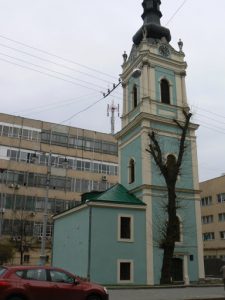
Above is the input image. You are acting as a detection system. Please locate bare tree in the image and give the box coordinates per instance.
[146,110,192,284]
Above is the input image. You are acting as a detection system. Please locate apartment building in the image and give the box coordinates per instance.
[200,175,225,260]
[0,113,118,265]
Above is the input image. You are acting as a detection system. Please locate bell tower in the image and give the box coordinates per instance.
[116,0,204,285]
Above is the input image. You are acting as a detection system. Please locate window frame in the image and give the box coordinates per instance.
[118,214,134,243]
[128,158,135,184]
[117,260,134,284]
[160,78,170,105]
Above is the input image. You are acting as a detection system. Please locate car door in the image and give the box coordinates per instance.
[22,268,53,300]
[48,269,85,300]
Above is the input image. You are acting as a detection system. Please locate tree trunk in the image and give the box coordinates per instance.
[160,183,177,284]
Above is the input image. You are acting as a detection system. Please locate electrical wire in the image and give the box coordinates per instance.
[0,57,102,93]
[0,34,117,80]
[0,42,113,85]
[12,92,99,116]
[165,0,188,25]
[0,51,107,90]
[60,96,106,124]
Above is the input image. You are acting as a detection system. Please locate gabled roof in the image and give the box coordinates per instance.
[85,183,145,206]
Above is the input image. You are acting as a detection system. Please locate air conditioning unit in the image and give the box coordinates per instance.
[8,183,14,188]
[30,212,36,217]
[102,175,107,182]
[16,236,21,241]
[0,208,5,213]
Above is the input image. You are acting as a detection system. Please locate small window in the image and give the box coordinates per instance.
[24,255,30,263]
[118,215,133,242]
[120,217,131,239]
[161,79,170,104]
[118,260,133,283]
[132,85,138,108]
[129,159,135,184]
[220,231,225,239]
[174,216,181,242]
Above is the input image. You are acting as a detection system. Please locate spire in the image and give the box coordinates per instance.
[133,0,171,45]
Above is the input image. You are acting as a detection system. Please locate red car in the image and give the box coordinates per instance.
[0,265,108,300]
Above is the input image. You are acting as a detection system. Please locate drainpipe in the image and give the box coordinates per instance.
[87,204,92,281]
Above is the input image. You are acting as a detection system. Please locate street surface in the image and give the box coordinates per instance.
[108,286,225,300]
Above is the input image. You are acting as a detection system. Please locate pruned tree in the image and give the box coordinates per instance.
[146,110,192,284]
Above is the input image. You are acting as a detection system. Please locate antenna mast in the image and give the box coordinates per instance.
[107,100,120,135]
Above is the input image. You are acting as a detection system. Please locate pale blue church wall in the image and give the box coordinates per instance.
[120,135,142,190]
[90,206,147,284]
[152,191,199,284]
[52,207,90,278]
[155,67,177,105]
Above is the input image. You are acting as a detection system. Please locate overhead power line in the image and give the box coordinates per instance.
[166,0,188,25]
[60,81,122,125]
[0,33,117,80]
[0,42,113,85]
[0,51,107,90]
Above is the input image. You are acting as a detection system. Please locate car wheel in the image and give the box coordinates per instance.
[87,295,101,300]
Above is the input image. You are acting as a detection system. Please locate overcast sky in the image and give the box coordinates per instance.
[0,0,224,182]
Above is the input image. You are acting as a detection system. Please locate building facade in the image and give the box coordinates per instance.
[200,175,225,260]
[0,112,118,265]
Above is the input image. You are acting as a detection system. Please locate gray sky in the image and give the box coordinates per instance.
[0,0,224,182]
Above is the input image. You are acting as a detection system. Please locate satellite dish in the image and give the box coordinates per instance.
[132,68,141,78]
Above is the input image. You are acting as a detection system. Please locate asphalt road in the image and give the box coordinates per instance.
[108,286,225,300]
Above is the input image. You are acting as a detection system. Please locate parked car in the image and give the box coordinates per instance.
[0,265,108,300]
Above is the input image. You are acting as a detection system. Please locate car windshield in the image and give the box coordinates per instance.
[0,267,7,276]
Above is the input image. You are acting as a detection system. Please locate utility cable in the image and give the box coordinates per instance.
[165,0,188,25]
[0,57,101,93]
[0,34,117,80]
[0,42,113,85]
[0,51,107,90]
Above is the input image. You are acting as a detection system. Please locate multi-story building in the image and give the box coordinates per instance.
[0,112,118,265]
[200,175,225,260]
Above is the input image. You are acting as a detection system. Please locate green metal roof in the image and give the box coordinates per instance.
[86,184,145,206]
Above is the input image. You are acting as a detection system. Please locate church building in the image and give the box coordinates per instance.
[52,0,205,285]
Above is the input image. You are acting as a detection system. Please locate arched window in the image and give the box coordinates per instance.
[174,216,181,242]
[132,85,138,108]
[129,159,135,184]
[160,79,170,104]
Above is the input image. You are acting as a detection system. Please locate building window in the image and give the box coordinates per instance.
[174,216,181,242]
[160,79,170,104]
[118,215,133,242]
[217,193,225,203]
[203,232,215,241]
[220,231,225,239]
[132,85,138,108]
[202,215,214,224]
[118,260,133,283]
[129,159,135,184]
[24,255,30,263]
[218,213,225,222]
[201,196,212,206]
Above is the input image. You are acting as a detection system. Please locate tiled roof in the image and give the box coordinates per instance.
[86,183,145,206]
